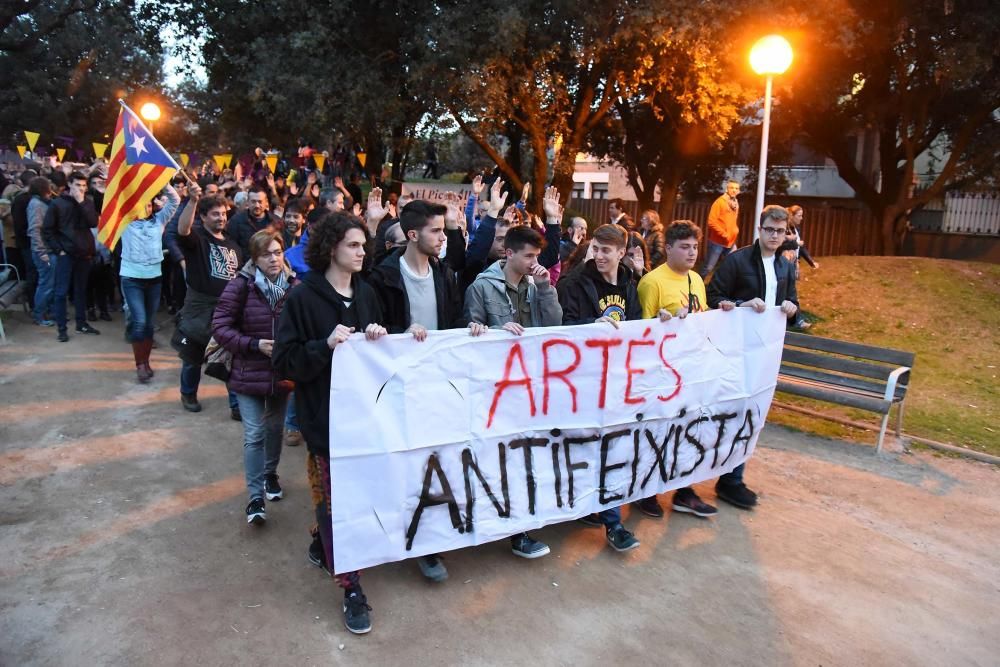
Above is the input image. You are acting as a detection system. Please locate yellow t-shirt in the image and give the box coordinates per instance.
[637,263,708,318]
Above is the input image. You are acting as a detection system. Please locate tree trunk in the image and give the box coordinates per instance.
[657,169,683,222]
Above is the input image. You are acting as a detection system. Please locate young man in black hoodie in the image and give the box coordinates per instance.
[367,198,466,583]
[706,204,799,511]
[272,211,388,636]
[42,171,100,341]
[556,224,644,552]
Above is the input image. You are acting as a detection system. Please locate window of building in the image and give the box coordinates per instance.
[572,183,585,199]
[591,183,608,200]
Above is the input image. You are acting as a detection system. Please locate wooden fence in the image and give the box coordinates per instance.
[567,198,882,258]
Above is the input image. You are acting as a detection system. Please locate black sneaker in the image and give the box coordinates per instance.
[181,393,202,412]
[633,496,664,518]
[343,588,372,634]
[264,474,283,501]
[246,498,266,525]
[87,308,97,321]
[231,407,242,421]
[417,554,448,582]
[715,481,758,509]
[76,323,100,335]
[510,533,550,559]
[308,534,328,571]
[99,311,112,322]
[606,524,640,552]
[577,513,603,527]
[57,330,69,342]
[672,489,718,517]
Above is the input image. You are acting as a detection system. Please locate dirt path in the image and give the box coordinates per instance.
[1,311,998,666]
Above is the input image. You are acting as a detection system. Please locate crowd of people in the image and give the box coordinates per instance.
[0,153,820,635]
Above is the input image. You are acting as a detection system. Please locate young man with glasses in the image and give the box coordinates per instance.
[706,205,799,509]
[635,220,718,519]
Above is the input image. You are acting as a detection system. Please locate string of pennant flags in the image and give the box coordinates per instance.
[11,128,368,173]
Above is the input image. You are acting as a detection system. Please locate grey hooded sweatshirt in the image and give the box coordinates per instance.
[463,260,562,328]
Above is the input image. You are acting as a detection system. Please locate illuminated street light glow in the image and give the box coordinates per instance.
[140,102,161,122]
[750,35,793,76]
[749,35,793,242]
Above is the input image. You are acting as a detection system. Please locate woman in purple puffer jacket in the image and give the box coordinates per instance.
[212,229,298,526]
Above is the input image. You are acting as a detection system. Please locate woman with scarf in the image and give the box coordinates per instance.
[212,229,298,525]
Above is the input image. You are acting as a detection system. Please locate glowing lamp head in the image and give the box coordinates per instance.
[750,35,793,76]
[140,102,161,122]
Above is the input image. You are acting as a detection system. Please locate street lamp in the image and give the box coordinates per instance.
[749,35,793,241]
[140,102,161,135]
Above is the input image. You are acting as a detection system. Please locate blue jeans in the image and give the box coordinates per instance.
[236,392,289,500]
[53,254,91,332]
[120,276,161,341]
[32,251,54,322]
[598,507,621,527]
[719,463,745,486]
[699,241,733,278]
[284,391,299,431]
[180,360,238,408]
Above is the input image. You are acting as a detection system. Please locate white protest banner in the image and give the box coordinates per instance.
[400,181,473,204]
[330,308,785,573]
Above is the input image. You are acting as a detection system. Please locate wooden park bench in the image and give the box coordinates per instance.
[0,263,28,344]
[777,332,915,453]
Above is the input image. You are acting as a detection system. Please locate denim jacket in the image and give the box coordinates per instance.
[120,188,180,275]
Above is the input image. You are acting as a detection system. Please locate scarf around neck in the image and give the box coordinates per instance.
[254,268,289,309]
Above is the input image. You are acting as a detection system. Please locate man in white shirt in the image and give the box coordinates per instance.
[705,205,799,510]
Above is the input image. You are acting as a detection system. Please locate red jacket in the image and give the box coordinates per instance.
[212,263,297,396]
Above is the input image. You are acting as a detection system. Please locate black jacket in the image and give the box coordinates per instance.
[367,248,466,333]
[272,271,384,455]
[228,209,277,258]
[557,260,642,325]
[42,193,98,259]
[706,240,799,308]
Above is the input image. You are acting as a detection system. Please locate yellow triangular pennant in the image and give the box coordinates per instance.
[16,145,27,158]
[313,154,326,172]
[24,131,40,151]
[357,152,366,168]
[179,153,189,167]
[222,153,233,170]
[93,142,108,158]
[265,154,278,173]
[56,148,66,162]
[213,154,227,171]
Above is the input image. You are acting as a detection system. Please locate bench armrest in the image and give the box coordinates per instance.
[883,366,910,403]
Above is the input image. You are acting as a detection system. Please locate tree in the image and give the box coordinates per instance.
[588,30,751,220]
[158,0,432,181]
[421,0,656,212]
[0,0,99,53]
[789,0,1000,254]
[0,1,165,152]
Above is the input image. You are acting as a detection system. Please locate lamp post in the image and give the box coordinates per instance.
[140,102,161,135]
[749,35,793,241]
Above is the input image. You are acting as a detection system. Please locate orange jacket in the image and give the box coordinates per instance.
[707,194,739,247]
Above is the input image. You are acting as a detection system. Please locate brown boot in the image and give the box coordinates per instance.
[132,341,152,383]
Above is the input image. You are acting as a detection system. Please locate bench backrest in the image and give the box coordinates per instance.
[781,332,914,394]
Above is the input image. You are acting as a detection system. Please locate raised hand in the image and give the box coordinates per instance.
[521,182,530,203]
[367,187,388,221]
[486,178,508,217]
[334,176,344,189]
[542,186,564,222]
[444,193,462,229]
[471,174,484,196]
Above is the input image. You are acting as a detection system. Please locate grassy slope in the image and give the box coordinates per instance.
[770,256,1000,456]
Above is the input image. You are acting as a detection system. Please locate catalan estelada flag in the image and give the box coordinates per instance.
[97,101,180,249]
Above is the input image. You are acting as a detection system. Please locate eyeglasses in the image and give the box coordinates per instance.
[760,226,786,236]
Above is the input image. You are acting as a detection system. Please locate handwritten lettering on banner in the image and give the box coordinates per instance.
[400,182,473,203]
[329,308,786,573]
